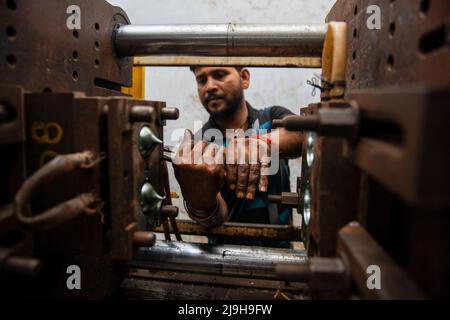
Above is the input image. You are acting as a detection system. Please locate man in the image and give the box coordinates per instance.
[173,66,303,247]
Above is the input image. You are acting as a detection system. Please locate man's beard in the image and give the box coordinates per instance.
[202,89,244,120]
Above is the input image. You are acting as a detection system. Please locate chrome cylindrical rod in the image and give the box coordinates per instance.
[114,23,327,58]
[127,240,308,280]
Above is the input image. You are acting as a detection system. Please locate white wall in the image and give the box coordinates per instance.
[106,0,335,231]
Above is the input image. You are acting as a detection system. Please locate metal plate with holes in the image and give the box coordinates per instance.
[327,0,450,90]
[0,0,132,95]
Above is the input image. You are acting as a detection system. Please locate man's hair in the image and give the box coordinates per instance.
[189,66,244,73]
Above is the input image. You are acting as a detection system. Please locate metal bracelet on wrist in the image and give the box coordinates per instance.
[183,197,219,218]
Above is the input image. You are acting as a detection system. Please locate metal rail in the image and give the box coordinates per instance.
[126,240,308,280]
[115,23,327,58]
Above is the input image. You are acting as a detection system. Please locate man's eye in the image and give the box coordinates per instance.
[197,77,206,85]
[215,72,226,78]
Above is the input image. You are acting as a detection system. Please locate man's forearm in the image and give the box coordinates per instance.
[263,128,303,159]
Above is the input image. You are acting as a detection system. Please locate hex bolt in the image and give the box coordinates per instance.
[3,256,43,277]
[268,192,300,208]
[160,205,179,218]
[274,103,359,141]
[276,257,350,292]
[160,107,179,120]
[129,105,155,123]
[133,231,156,247]
[283,115,321,131]
[0,248,43,278]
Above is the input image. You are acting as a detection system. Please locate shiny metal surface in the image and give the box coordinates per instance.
[115,23,327,57]
[127,240,308,280]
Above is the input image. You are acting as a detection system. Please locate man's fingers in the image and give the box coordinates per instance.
[236,164,250,199]
[225,139,238,190]
[203,143,219,165]
[258,163,269,193]
[226,164,237,190]
[246,163,260,200]
[192,140,209,163]
[177,129,194,159]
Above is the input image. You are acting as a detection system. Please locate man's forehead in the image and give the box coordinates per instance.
[194,66,236,76]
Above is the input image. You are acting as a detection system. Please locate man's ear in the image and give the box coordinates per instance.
[240,68,250,89]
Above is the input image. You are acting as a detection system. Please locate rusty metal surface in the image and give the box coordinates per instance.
[154,219,303,242]
[327,0,450,90]
[299,103,361,257]
[311,0,450,299]
[24,92,105,257]
[121,269,310,300]
[0,0,132,95]
[0,85,27,218]
[337,223,425,299]
[106,97,167,260]
[11,91,171,297]
[276,257,350,297]
[344,86,450,209]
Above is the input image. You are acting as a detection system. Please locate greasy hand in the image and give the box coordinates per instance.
[173,130,225,211]
[225,137,270,200]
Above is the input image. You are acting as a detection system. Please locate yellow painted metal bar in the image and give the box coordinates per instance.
[122,66,146,99]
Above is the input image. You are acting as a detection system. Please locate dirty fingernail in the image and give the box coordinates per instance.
[237,192,244,198]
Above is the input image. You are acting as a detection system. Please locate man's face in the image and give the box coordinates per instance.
[194,67,249,119]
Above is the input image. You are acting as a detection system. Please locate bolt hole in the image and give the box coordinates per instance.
[352,51,356,60]
[389,22,396,37]
[72,50,79,60]
[7,0,16,10]
[6,25,16,39]
[95,22,100,30]
[73,30,79,39]
[94,41,100,50]
[419,25,446,54]
[351,74,355,81]
[42,88,52,93]
[95,59,100,67]
[6,54,16,68]
[387,54,395,68]
[420,0,430,15]
[353,28,357,38]
[354,5,358,15]
[72,71,78,81]
[123,170,128,179]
